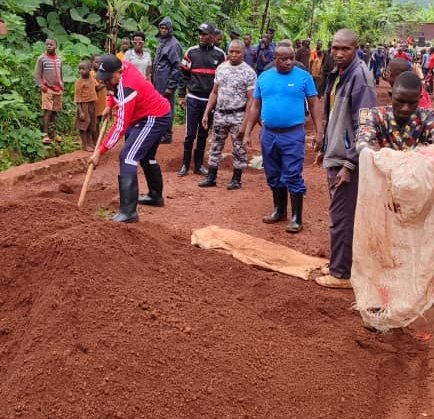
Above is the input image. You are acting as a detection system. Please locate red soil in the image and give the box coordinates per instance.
[0,84,433,418]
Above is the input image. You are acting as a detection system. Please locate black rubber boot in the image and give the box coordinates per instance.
[227,168,242,190]
[112,174,139,223]
[138,162,164,207]
[198,166,218,187]
[262,188,288,223]
[193,149,208,175]
[178,150,192,177]
[286,193,303,233]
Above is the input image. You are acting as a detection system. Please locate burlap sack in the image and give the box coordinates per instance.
[352,146,434,331]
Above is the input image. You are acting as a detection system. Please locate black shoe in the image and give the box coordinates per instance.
[138,194,164,206]
[193,149,207,175]
[227,168,242,190]
[177,164,189,177]
[262,188,288,223]
[112,174,139,223]
[178,150,192,176]
[160,132,172,144]
[286,193,303,233]
[194,165,208,176]
[139,162,164,206]
[198,166,217,187]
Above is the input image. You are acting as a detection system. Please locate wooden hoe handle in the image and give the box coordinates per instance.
[77,119,109,209]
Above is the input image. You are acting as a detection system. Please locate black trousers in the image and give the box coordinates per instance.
[183,96,213,167]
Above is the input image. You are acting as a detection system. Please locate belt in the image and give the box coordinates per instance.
[264,126,294,133]
[216,106,246,114]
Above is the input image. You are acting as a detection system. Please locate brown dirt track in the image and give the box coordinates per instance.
[1,84,434,418]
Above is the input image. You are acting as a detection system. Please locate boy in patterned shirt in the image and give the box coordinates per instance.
[199,39,257,189]
[357,71,434,153]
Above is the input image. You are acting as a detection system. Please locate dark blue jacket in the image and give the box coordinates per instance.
[152,17,183,94]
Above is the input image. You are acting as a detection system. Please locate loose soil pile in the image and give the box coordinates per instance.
[0,198,431,418]
[0,84,433,418]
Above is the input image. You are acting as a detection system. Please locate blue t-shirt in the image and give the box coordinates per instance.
[254,66,317,129]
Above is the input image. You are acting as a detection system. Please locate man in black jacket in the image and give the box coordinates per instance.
[177,22,226,176]
[152,17,182,144]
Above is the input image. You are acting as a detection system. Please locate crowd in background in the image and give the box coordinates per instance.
[34,18,434,151]
[33,20,434,291]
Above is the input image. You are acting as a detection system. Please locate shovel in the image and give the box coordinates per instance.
[78,119,109,209]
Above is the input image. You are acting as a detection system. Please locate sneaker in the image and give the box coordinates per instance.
[314,274,352,289]
[177,165,188,177]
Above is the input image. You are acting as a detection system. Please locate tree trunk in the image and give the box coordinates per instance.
[309,0,315,38]
[260,0,271,35]
[251,0,260,26]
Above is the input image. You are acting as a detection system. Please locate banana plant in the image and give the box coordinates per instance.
[105,0,145,53]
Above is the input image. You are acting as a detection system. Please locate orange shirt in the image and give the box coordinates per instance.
[90,70,107,116]
[310,50,324,77]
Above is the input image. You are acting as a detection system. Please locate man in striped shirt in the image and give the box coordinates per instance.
[34,38,64,143]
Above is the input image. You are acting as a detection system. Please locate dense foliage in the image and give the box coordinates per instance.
[0,0,428,169]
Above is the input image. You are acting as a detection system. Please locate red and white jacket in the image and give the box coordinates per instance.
[101,62,170,153]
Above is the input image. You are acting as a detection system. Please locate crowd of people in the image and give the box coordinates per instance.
[33,19,434,290]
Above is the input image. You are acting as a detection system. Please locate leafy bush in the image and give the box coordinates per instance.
[0,14,101,170]
[0,43,45,165]
[0,0,422,172]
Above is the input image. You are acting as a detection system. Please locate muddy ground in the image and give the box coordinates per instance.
[0,84,434,418]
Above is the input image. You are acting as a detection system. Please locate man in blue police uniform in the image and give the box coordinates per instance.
[244,42,323,233]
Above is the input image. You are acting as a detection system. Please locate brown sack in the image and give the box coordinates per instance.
[191,225,328,280]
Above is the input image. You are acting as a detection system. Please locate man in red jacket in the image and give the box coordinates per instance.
[89,55,171,223]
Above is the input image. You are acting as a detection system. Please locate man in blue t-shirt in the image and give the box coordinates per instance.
[244,43,323,233]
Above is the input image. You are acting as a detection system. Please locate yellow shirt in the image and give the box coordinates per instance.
[329,75,340,117]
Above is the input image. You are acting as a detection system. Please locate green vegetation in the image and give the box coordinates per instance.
[95,205,115,220]
[0,0,429,170]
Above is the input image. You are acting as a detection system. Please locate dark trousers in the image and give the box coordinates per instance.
[166,93,175,135]
[327,167,359,279]
[155,84,175,136]
[183,96,212,167]
[261,125,307,194]
[120,114,171,175]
